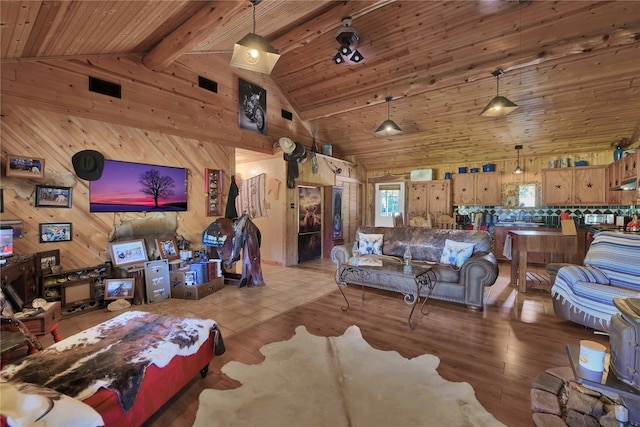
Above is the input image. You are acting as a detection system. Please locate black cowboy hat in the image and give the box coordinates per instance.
[72,150,104,181]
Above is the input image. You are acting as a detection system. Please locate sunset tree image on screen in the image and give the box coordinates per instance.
[138,170,175,208]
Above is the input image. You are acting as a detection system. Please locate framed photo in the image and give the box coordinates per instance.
[155,236,179,261]
[238,78,267,135]
[205,168,222,216]
[0,220,24,238]
[39,223,72,243]
[6,154,45,178]
[35,185,72,208]
[109,239,149,267]
[104,278,135,300]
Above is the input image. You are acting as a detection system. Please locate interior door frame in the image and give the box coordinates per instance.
[374,182,405,227]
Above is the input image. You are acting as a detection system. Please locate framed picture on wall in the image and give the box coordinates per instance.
[332,187,343,239]
[6,154,45,179]
[205,169,222,216]
[35,185,72,208]
[238,78,267,135]
[39,223,72,243]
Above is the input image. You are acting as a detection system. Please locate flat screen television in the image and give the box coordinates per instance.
[89,160,188,213]
[0,227,13,259]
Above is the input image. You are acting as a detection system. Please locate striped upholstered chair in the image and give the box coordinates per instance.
[550,231,640,332]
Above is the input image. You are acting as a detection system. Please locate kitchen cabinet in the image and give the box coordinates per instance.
[608,161,622,205]
[407,180,451,222]
[621,151,638,181]
[541,166,606,206]
[452,172,502,206]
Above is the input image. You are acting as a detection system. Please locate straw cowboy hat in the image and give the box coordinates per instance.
[276,137,296,154]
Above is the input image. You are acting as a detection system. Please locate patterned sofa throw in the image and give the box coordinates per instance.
[551,231,640,332]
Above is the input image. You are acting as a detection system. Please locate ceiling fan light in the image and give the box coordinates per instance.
[231,33,280,74]
[480,96,518,117]
[332,52,344,64]
[375,120,402,136]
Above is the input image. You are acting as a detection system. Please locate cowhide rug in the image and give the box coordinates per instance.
[194,325,506,427]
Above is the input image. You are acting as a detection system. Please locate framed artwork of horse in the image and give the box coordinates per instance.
[35,185,72,208]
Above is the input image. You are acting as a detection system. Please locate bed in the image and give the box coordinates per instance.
[0,311,225,427]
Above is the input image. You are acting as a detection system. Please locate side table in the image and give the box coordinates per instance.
[2,301,63,367]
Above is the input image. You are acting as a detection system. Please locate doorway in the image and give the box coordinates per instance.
[374,182,405,227]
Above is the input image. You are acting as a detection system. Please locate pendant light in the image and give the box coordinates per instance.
[375,97,402,136]
[514,145,523,174]
[230,0,280,74]
[480,69,518,117]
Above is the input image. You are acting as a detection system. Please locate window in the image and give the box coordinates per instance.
[518,183,537,208]
[374,183,404,227]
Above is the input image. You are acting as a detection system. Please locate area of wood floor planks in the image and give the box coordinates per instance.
[35,260,605,427]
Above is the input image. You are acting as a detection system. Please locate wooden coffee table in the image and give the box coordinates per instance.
[335,258,436,329]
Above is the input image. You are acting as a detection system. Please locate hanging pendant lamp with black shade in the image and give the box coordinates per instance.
[375,97,402,136]
[480,69,518,117]
[230,0,280,74]
[514,144,523,174]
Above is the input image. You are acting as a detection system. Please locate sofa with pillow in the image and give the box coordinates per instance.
[330,225,499,310]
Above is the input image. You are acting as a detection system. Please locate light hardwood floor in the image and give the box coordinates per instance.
[35,260,606,427]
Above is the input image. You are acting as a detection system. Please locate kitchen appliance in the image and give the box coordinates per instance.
[584,213,615,225]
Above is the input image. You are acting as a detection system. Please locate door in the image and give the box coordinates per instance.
[374,182,405,227]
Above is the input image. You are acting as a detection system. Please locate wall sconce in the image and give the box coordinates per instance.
[375,97,402,136]
[514,144,523,174]
[333,17,364,64]
[480,69,518,117]
[230,0,280,74]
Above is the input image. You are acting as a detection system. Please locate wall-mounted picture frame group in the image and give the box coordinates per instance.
[39,223,72,243]
[205,168,222,216]
[35,185,72,208]
[109,239,149,268]
[155,236,179,261]
[105,278,135,300]
[6,154,45,179]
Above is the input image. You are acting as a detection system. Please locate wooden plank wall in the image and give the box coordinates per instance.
[0,54,324,269]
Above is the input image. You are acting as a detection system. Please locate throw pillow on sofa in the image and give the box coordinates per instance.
[440,239,475,268]
[358,233,383,255]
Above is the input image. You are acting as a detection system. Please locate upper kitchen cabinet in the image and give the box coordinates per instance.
[407,180,451,221]
[452,172,502,206]
[542,166,607,206]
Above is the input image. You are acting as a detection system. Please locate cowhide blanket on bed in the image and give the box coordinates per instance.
[1,311,224,412]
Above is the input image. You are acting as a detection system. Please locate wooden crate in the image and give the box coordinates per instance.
[171,278,224,300]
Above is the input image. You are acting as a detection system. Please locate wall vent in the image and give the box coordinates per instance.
[88,76,121,99]
[198,76,218,93]
[281,109,293,121]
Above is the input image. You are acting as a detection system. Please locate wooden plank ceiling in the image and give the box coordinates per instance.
[2,0,639,171]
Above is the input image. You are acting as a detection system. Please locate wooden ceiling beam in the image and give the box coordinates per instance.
[142,1,246,72]
[298,26,640,122]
